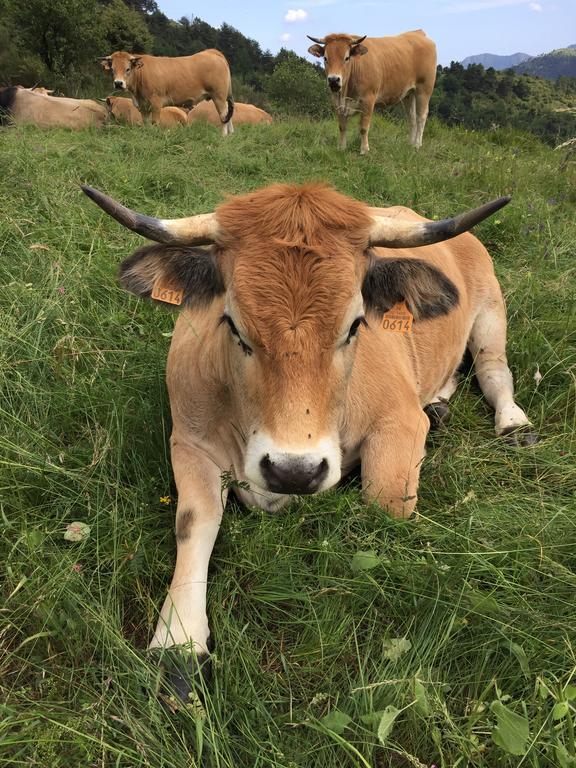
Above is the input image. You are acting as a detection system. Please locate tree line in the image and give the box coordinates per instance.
[0,0,574,144]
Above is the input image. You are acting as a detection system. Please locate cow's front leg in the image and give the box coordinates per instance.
[358,95,376,155]
[361,410,429,518]
[337,111,348,150]
[147,96,165,124]
[149,437,227,697]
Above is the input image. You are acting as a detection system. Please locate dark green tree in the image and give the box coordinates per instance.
[5,0,103,74]
[100,0,153,53]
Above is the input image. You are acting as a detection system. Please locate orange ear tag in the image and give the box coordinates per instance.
[151,280,183,306]
[381,301,413,333]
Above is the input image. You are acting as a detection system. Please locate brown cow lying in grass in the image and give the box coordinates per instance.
[82,181,536,698]
[187,100,273,134]
[105,96,187,127]
[105,96,144,125]
[0,86,107,129]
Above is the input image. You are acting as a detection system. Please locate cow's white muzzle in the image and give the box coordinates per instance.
[245,433,341,496]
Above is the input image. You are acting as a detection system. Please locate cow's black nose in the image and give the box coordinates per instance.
[328,76,341,91]
[114,81,124,89]
[260,454,328,494]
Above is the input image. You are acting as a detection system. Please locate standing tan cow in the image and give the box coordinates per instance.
[308,30,437,154]
[83,182,536,697]
[98,50,234,133]
[187,100,273,133]
[0,86,107,129]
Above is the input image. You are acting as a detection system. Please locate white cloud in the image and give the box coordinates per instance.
[529,1,542,9]
[285,8,308,22]
[281,32,292,41]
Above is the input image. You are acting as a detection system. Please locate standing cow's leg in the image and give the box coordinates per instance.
[402,90,417,147]
[413,87,431,149]
[358,94,376,155]
[337,110,348,150]
[149,437,227,697]
[361,408,429,519]
[148,96,164,125]
[468,293,537,445]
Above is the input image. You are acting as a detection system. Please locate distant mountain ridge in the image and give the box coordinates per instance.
[461,52,531,70]
[461,45,576,79]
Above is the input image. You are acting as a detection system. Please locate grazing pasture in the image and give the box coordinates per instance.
[0,117,575,767]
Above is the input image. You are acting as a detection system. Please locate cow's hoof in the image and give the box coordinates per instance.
[150,644,213,704]
[424,400,451,429]
[500,425,539,447]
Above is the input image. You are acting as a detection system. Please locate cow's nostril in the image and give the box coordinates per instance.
[259,454,329,494]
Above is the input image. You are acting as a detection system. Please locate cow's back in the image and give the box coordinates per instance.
[349,30,436,105]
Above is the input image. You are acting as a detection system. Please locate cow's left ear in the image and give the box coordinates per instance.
[308,44,324,58]
[362,257,459,320]
[129,55,143,68]
[350,44,368,57]
[119,244,224,308]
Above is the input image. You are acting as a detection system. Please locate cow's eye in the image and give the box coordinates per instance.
[345,316,367,344]
[345,54,350,62]
[220,314,253,356]
[324,56,327,62]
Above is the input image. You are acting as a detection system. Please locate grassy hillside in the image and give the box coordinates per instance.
[0,117,575,767]
[515,46,576,79]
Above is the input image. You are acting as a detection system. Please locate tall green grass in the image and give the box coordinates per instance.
[1,117,575,767]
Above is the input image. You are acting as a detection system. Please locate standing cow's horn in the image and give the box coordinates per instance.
[97,56,112,61]
[351,35,367,46]
[368,196,511,248]
[307,35,326,44]
[81,186,219,245]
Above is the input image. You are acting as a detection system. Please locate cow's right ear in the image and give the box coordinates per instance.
[119,244,224,308]
[308,44,324,58]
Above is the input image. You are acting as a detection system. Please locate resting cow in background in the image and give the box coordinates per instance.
[82,181,536,697]
[187,100,273,133]
[98,50,234,133]
[308,30,437,154]
[105,95,144,125]
[0,86,107,129]
[158,106,188,127]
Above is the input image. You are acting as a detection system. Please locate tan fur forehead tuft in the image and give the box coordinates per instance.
[215,182,372,248]
[323,34,362,45]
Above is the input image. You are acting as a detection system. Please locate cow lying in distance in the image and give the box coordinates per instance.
[308,30,437,154]
[83,181,536,697]
[187,100,273,133]
[105,95,144,125]
[105,97,187,127]
[0,86,107,129]
[98,50,234,133]
[23,86,54,95]
[157,106,187,127]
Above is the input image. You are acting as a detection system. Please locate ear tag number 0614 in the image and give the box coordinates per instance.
[382,301,413,333]
[151,281,183,306]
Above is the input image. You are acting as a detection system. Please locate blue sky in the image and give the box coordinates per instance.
[157,0,574,65]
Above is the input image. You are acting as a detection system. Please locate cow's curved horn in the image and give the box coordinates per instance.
[351,35,367,46]
[368,196,511,248]
[97,56,112,61]
[81,186,219,245]
[307,35,326,44]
